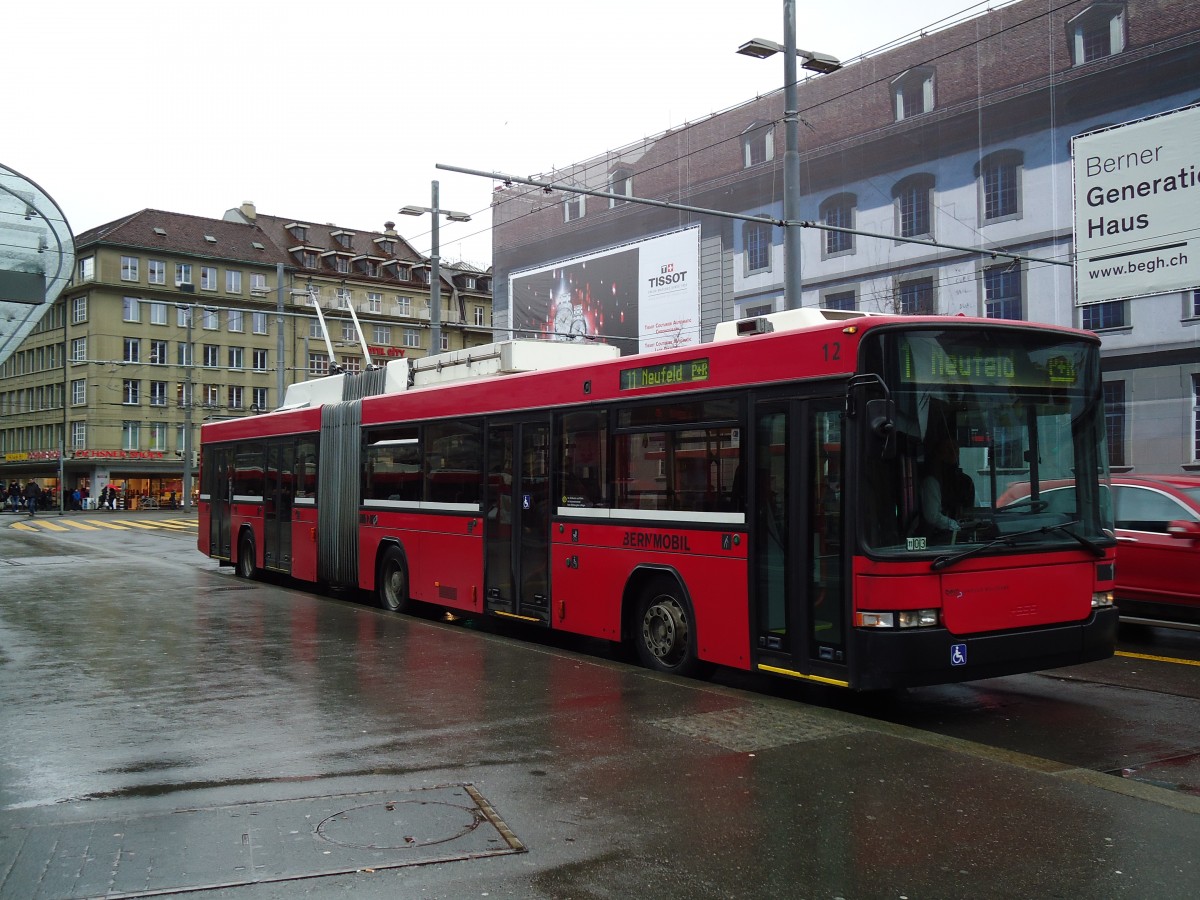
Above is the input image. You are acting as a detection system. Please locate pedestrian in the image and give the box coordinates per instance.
[72,487,82,511]
[6,481,19,513]
[23,480,41,517]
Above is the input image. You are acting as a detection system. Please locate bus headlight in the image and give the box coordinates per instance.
[1091,591,1114,608]
[854,609,940,629]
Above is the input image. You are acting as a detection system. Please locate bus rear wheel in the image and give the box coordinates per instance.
[235,532,258,579]
[635,578,703,677]
[377,547,412,613]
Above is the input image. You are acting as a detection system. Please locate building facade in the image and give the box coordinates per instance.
[491,0,1200,473]
[0,204,491,507]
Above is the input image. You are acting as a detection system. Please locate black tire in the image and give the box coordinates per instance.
[634,577,704,677]
[235,532,258,579]
[377,546,412,613]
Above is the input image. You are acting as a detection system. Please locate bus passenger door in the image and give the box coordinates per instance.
[209,445,234,560]
[485,418,551,623]
[751,398,846,677]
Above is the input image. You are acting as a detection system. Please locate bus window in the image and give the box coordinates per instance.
[425,421,481,505]
[559,410,607,508]
[615,426,740,513]
[364,427,421,502]
[296,437,318,500]
[233,445,264,499]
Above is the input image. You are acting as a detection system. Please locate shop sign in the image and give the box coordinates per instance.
[4,450,61,462]
[368,345,407,358]
[72,449,168,460]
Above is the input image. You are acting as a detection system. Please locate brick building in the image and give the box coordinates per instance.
[492,0,1200,472]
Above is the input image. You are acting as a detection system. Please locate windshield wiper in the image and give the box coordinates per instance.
[931,521,1104,572]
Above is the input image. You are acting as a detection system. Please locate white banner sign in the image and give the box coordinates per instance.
[1072,104,1200,305]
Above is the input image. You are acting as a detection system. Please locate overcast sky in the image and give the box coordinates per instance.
[6,0,993,268]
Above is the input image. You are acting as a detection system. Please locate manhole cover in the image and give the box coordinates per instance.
[317,799,482,850]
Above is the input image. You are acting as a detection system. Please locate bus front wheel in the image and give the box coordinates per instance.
[635,578,702,677]
[235,532,258,579]
[377,547,412,613]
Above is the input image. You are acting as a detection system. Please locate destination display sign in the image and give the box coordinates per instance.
[895,335,1081,389]
[619,357,710,391]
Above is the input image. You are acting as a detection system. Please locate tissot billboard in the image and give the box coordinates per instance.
[509,226,700,355]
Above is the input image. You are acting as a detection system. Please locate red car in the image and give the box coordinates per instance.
[1000,475,1200,626]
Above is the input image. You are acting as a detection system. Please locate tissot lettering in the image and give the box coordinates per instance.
[647,269,688,288]
[622,531,692,551]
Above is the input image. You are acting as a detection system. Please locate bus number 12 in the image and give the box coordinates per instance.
[823,342,841,362]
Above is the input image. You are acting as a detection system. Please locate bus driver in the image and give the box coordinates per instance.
[920,436,975,540]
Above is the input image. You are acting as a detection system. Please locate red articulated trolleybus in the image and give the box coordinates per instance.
[198,308,1118,690]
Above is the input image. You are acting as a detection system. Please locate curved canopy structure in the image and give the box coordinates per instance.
[0,163,75,365]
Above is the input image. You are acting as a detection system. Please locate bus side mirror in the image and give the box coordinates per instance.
[865,399,896,459]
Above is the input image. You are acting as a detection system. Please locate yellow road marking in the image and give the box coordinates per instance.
[10,522,37,531]
[28,520,69,531]
[120,520,162,530]
[63,520,101,530]
[82,519,130,530]
[1116,650,1200,668]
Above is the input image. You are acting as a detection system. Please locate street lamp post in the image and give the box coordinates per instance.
[399,181,471,357]
[738,0,841,310]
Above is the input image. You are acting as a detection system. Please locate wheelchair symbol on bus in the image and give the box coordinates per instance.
[950,643,968,666]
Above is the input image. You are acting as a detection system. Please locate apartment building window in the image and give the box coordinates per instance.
[150,381,168,407]
[71,337,87,362]
[71,422,86,449]
[1070,4,1126,65]
[148,423,167,451]
[822,290,856,311]
[252,311,268,335]
[1193,375,1200,463]
[149,339,168,365]
[177,383,192,408]
[251,273,267,293]
[403,329,421,349]
[72,295,88,323]
[897,277,935,315]
[341,321,356,343]
[563,195,585,222]
[373,325,391,344]
[149,302,168,325]
[335,287,351,309]
[894,173,934,239]
[744,221,772,274]
[609,168,633,207]
[397,295,413,317]
[121,256,139,281]
[202,307,219,330]
[252,349,268,371]
[892,68,935,120]
[475,306,486,327]
[742,121,775,167]
[203,345,220,368]
[78,257,95,281]
[201,266,218,291]
[123,337,141,363]
[228,347,244,370]
[341,356,361,375]
[71,379,86,405]
[440,333,450,352]
[308,319,323,339]
[1081,300,1126,330]
[175,263,192,286]
[820,193,856,256]
[366,292,383,313]
[123,297,141,322]
[122,380,140,405]
[228,386,244,410]
[978,150,1023,223]
[227,270,242,294]
[253,387,268,411]
[1104,381,1126,467]
[984,264,1023,320]
[148,260,166,284]
[177,305,192,328]
[308,353,330,376]
[204,384,220,407]
[122,421,140,451]
[177,342,193,366]
[227,309,244,333]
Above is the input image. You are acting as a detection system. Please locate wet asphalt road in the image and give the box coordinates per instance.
[2,512,1199,899]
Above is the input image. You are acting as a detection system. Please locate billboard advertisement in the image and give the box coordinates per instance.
[1072,103,1200,305]
[509,226,700,355]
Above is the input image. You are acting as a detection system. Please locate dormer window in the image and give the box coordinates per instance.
[742,121,775,168]
[892,68,935,121]
[564,195,585,222]
[331,230,355,249]
[303,251,318,268]
[378,239,395,255]
[609,168,633,208]
[287,223,308,241]
[1069,4,1126,65]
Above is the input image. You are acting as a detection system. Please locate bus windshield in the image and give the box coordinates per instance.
[860,327,1113,558]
